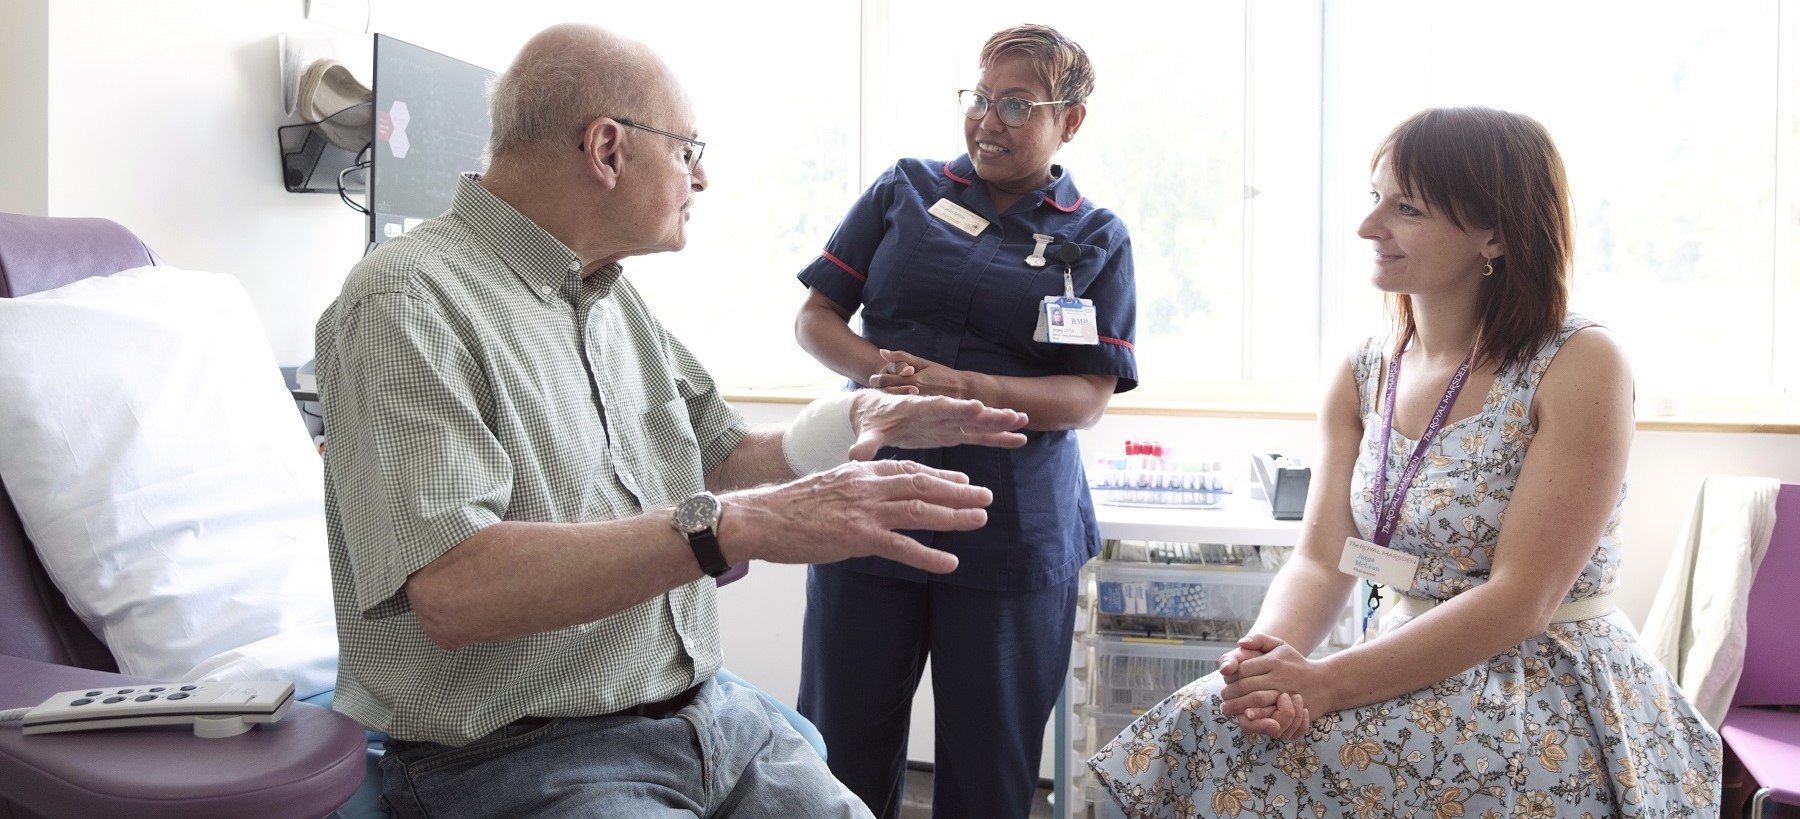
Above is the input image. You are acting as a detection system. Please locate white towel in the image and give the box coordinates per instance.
[1642,474,1781,729]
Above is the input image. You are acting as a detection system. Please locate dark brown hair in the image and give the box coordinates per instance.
[979,24,1095,108]
[1375,107,1572,371]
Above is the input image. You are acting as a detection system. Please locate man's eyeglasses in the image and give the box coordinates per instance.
[579,117,706,172]
[958,90,1069,128]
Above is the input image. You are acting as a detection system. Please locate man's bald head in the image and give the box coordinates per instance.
[486,23,675,165]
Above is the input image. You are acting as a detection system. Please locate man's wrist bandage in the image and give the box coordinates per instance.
[783,391,861,475]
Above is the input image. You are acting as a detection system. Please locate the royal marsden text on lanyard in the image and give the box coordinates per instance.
[1339,346,1473,633]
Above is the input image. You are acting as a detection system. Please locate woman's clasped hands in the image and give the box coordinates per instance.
[1218,632,1327,742]
[867,349,966,398]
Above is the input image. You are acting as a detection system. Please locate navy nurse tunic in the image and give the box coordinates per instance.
[797,155,1138,591]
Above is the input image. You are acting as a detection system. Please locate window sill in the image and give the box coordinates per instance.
[721,390,1800,435]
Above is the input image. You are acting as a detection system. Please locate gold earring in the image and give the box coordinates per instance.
[1482,259,1495,277]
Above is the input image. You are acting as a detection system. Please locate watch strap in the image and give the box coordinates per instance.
[687,529,730,578]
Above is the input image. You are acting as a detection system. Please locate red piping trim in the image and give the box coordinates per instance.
[944,161,1081,212]
[821,251,865,282]
[1100,336,1134,350]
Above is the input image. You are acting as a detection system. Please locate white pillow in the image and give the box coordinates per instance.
[0,267,337,697]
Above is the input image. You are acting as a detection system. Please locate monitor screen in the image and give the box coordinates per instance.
[369,34,496,247]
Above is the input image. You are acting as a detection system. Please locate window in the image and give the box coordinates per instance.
[860,2,1322,406]
[582,2,864,391]
[1326,1,1800,421]
[614,2,1795,421]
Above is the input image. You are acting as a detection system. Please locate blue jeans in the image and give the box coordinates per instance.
[378,679,871,818]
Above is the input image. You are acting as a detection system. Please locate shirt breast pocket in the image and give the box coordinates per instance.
[1012,242,1104,303]
[1007,242,1105,340]
[864,218,975,313]
[616,396,704,508]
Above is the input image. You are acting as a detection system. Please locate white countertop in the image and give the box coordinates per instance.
[1094,497,1302,546]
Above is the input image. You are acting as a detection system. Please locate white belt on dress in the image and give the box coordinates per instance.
[1393,591,1616,623]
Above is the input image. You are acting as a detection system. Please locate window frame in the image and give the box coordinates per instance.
[693,0,1800,430]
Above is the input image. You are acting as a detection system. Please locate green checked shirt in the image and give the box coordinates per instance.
[315,174,748,746]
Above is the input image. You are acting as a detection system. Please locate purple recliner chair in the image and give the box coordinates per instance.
[0,213,367,819]
[1721,483,1800,818]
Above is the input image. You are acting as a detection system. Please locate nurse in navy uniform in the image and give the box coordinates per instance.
[792,23,1137,819]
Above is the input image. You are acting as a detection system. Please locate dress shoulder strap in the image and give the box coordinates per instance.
[1350,336,1387,417]
[1495,313,1600,418]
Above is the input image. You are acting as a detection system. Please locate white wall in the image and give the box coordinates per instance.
[0,0,595,364]
[0,0,364,362]
[0,0,48,216]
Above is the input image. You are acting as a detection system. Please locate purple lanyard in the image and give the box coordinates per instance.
[1370,347,1473,547]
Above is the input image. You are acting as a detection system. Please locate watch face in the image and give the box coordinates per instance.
[672,492,721,534]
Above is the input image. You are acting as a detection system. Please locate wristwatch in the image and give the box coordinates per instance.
[671,491,730,578]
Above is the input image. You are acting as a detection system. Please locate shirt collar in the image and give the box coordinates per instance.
[450,173,624,303]
[944,154,1084,213]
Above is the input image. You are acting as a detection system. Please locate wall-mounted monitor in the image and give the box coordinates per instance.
[369,34,496,248]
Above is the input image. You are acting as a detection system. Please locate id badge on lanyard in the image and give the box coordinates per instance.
[1347,346,1472,637]
[1031,242,1098,345]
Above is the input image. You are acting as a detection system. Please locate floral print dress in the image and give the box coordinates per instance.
[1088,316,1722,818]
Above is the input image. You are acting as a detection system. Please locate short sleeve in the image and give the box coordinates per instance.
[1057,213,1140,392]
[796,163,904,312]
[668,327,749,474]
[321,290,510,617]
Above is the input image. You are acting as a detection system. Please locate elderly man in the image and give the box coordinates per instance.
[314,23,1028,818]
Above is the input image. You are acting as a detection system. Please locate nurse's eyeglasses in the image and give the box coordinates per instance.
[958,90,1070,128]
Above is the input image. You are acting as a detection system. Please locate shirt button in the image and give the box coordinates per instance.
[542,284,555,295]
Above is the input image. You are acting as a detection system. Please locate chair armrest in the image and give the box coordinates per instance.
[0,655,366,819]
[714,561,749,587]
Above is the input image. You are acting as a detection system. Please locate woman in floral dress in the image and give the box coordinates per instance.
[1089,107,1721,818]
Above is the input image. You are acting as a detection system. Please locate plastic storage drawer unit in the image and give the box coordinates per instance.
[1085,637,1227,714]
[1092,562,1275,641]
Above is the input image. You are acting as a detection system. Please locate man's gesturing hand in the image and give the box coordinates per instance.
[846,391,1028,461]
[718,460,996,574]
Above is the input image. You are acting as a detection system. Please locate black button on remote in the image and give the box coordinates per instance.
[134,694,157,702]
[103,696,125,704]
[71,698,93,706]
[168,692,190,700]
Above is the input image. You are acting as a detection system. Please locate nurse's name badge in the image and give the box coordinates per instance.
[928,198,989,238]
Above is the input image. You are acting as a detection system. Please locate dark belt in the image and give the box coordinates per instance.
[603,683,701,719]
[505,682,701,732]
